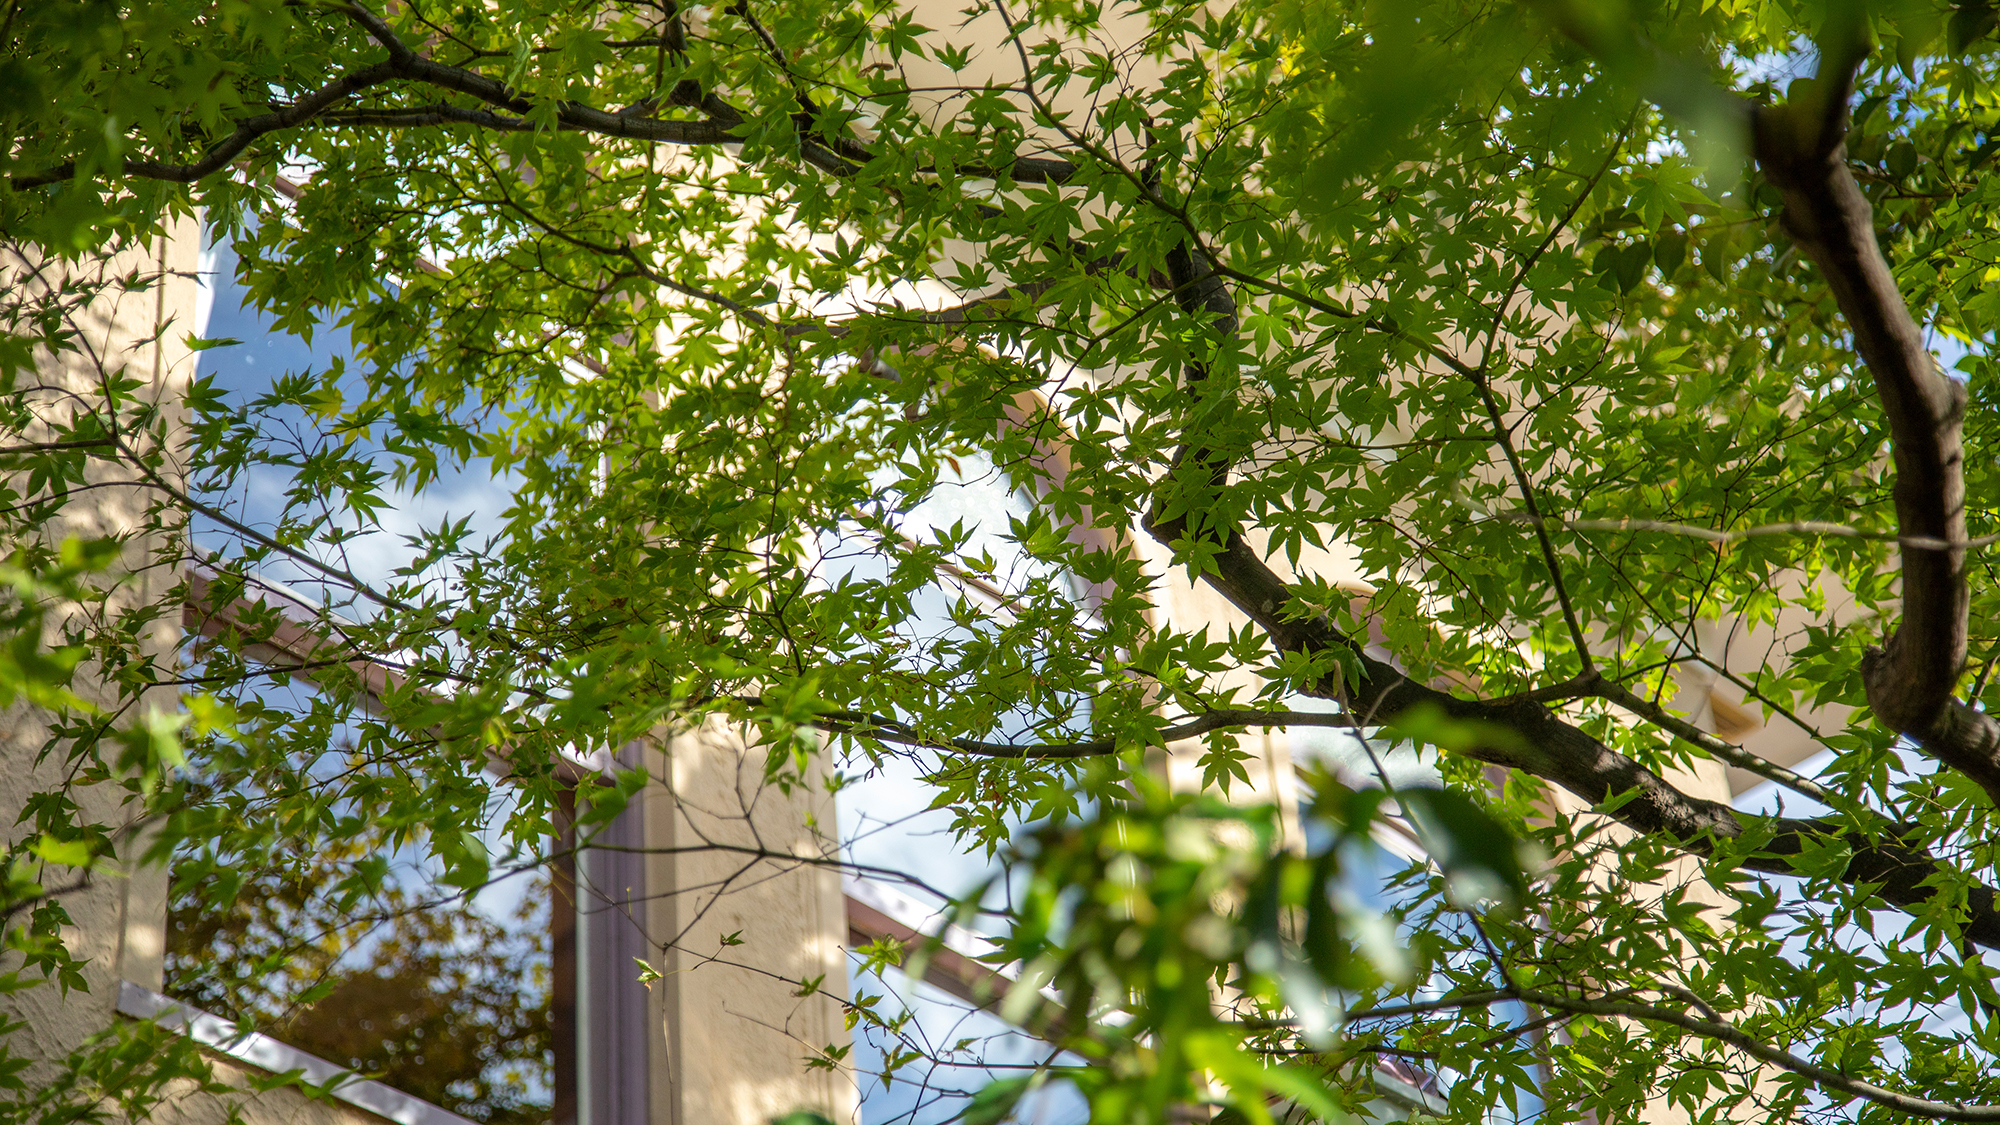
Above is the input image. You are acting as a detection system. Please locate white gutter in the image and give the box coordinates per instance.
[116,981,477,1125]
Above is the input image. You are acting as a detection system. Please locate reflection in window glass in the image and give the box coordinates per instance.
[165,859,552,1123]
[176,228,554,1123]
[193,226,514,599]
[846,965,1085,1125]
[162,645,556,1123]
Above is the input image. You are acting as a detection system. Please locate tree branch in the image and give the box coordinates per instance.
[809,705,1361,759]
[1517,986,2000,1121]
[319,103,735,142]
[1134,209,2000,949]
[1590,678,1853,815]
[1504,512,2000,552]
[9,60,403,189]
[11,2,1076,192]
[1749,36,2000,804]
[1167,524,2000,947]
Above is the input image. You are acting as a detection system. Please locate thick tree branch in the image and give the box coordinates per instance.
[1516,986,2000,1121]
[11,3,1076,192]
[1153,526,2000,949]
[1749,39,2000,804]
[1131,179,2000,950]
[1143,239,1242,543]
[1338,980,2000,1119]
[9,60,403,189]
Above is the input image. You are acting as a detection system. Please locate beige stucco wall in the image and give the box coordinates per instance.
[642,723,857,1125]
[0,217,197,1087]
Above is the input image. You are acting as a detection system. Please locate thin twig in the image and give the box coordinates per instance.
[1469,370,1595,677]
[808,705,1362,760]
[1593,679,1854,814]
[1501,512,2000,552]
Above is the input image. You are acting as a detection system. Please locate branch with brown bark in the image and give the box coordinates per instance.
[1140,514,2000,950]
[10,60,404,189]
[1536,2,2000,809]
[7,2,1077,192]
[1747,41,2000,805]
[1134,215,2000,950]
[1514,985,2000,1121]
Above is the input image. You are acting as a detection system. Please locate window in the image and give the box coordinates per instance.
[165,227,557,1125]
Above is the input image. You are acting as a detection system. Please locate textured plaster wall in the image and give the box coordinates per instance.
[643,723,856,1125]
[0,218,198,1085]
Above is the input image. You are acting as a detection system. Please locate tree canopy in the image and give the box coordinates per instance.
[10,0,2000,1121]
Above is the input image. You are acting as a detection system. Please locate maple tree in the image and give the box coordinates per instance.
[10,0,2000,1121]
